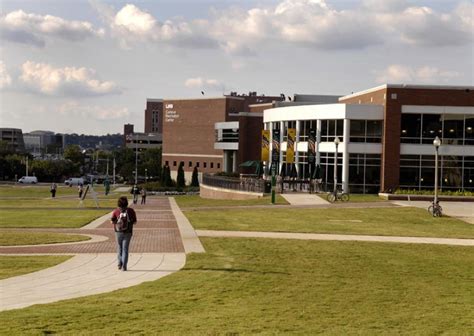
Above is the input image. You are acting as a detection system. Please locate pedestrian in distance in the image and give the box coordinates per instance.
[50,182,57,198]
[78,184,84,199]
[131,184,139,204]
[140,187,147,205]
[111,196,137,271]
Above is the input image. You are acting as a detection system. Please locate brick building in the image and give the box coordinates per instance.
[264,84,474,193]
[162,93,283,179]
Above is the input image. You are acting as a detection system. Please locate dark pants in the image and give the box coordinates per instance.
[116,232,132,270]
[51,190,56,198]
[141,196,146,204]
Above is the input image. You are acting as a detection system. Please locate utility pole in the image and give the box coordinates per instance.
[113,157,116,185]
[135,133,138,185]
[25,156,29,176]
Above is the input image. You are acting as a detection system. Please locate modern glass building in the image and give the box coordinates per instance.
[264,84,474,193]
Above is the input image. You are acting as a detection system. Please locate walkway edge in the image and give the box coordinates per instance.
[196,230,474,246]
[169,198,205,253]
[82,211,112,229]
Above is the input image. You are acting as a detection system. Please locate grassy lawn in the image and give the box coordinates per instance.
[0,209,110,228]
[0,255,71,280]
[345,194,386,202]
[185,207,474,239]
[0,231,90,246]
[174,194,289,208]
[0,198,118,208]
[0,238,472,334]
[0,185,117,198]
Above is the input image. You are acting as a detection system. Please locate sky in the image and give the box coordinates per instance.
[0,0,472,135]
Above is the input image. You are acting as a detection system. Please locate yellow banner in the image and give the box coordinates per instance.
[286,128,296,163]
[261,130,270,162]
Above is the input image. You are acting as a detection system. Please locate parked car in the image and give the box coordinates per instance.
[18,176,38,184]
[64,177,85,186]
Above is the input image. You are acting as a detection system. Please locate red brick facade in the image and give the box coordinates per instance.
[340,86,474,191]
[144,100,163,134]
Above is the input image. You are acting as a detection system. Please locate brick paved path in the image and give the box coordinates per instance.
[0,197,185,254]
[0,197,196,311]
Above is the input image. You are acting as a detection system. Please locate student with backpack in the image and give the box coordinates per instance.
[110,196,137,271]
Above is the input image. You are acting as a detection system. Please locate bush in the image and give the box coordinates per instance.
[394,189,474,196]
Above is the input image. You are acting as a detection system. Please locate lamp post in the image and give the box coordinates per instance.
[334,136,340,194]
[134,134,138,185]
[433,136,441,205]
[145,168,148,182]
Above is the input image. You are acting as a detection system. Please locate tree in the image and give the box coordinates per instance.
[141,147,162,180]
[191,166,199,187]
[164,164,173,187]
[63,145,84,166]
[177,162,185,189]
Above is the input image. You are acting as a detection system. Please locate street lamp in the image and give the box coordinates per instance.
[334,136,340,194]
[145,168,148,182]
[433,136,441,206]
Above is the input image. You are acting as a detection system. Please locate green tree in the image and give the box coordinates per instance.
[177,162,185,189]
[63,145,84,166]
[164,165,173,187]
[141,147,162,180]
[191,166,199,187]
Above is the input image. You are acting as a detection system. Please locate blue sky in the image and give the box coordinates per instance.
[1,0,472,135]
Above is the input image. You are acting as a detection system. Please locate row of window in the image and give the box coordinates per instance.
[165,160,221,170]
[269,119,384,143]
[401,113,474,145]
[400,155,474,190]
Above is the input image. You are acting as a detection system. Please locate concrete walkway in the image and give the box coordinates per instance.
[197,230,474,246]
[0,197,204,311]
[281,193,329,205]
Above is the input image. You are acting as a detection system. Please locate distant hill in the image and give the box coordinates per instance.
[64,133,123,150]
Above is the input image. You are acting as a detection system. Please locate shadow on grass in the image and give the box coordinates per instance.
[182,267,290,275]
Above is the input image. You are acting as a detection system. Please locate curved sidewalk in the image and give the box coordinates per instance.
[0,197,204,312]
[197,230,474,246]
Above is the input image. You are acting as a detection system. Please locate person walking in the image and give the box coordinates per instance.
[78,184,84,199]
[50,182,57,198]
[140,187,147,205]
[111,196,137,271]
[131,184,139,204]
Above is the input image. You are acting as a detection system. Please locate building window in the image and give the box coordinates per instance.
[348,153,381,193]
[204,162,207,168]
[189,161,192,167]
[196,162,200,167]
[401,114,422,143]
[217,163,220,169]
[320,120,343,142]
[173,161,177,167]
[400,155,473,191]
[165,161,169,166]
[211,162,214,168]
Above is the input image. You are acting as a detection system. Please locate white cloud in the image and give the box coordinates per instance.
[0,61,12,89]
[184,77,224,90]
[59,101,129,120]
[19,61,120,96]
[376,2,473,47]
[105,4,216,49]
[375,64,461,84]
[0,10,104,47]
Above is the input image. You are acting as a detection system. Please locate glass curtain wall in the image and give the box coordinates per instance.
[348,154,381,193]
[401,113,473,145]
[350,120,383,143]
[400,155,474,191]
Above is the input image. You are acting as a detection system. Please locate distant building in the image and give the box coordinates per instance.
[124,124,162,152]
[0,128,25,152]
[144,99,163,134]
[23,130,64,155]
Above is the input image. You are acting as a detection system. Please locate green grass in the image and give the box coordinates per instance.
[0,198,118,208]
[0,255,71,280]
[345,194,386,202]
[174,194,289,208]
[0,231,90,246]
[0,238,472,334]
[0,185,116,198]
[185,207,474,239]
[0,209,110,228]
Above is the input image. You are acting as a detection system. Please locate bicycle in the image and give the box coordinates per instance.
[428,201,443,217]
[326,190,350,203]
